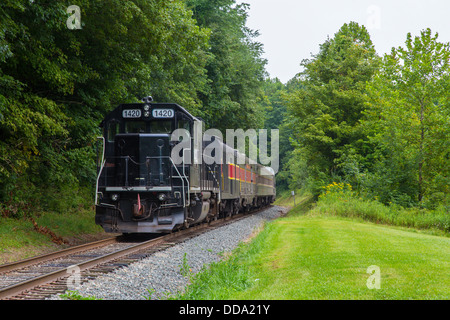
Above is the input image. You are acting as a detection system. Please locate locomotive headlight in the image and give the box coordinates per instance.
[158,193,167,201]
[144,105,150,111]
[111,194,119,202]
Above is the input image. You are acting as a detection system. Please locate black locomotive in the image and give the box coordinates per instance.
[95,101,276,233]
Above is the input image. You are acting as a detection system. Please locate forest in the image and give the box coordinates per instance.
[0,0,449,225]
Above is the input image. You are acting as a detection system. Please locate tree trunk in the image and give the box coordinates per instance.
[418,100,425,204]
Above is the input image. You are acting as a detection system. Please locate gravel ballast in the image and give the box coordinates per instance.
[50,205,286,300]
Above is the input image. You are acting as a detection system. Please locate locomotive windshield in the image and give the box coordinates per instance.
[103,105,192,143]
[121,120,174,135]
[149,120,172,133]
[125,121,146,133]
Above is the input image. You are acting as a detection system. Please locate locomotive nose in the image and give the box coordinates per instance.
[140,134,170,186]
[114,133,171,187]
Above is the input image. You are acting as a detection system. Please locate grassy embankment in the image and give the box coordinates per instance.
[175,187,450,300]
[0,207,103,264]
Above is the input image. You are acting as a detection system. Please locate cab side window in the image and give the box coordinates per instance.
[177,119,191,132]
[107,121,120,142]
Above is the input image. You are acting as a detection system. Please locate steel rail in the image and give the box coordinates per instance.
[0,235,168,299]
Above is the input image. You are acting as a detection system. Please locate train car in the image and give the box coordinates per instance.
[95,101,275,234]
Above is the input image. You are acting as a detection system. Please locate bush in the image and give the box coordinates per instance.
[314,182,450,234]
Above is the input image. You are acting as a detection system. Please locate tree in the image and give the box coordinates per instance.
[185,0,267,131]
[365,29,450,207]
[261,78,294,191]
[285,22,379,194]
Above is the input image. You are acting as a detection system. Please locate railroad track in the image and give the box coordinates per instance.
[0,208,267,300]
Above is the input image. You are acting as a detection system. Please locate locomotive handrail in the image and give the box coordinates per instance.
[99,155,171,188]
[182,148,190,209]
[95,136,106,205]
[97,151,191,208]
[168,156,188,208]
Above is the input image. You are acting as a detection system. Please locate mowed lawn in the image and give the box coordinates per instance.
[232,215,450,300]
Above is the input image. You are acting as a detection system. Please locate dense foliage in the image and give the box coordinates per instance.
[274,23,449,210]
[0,0,266,215]
[186,0,267,131]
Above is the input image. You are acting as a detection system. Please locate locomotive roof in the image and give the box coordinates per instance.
[100,102,200,127]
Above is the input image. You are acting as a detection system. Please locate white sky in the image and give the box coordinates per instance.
[236,0,450,83]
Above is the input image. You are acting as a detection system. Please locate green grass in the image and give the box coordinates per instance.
[35,208,102,237]
[0,218,50,251]
[274,189,312,209]
[176,212,450,300]
[0,208,103,263]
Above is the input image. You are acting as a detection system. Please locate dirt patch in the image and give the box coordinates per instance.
[29,217,67,245]
[244,223,265,244]
[62,232,120,247]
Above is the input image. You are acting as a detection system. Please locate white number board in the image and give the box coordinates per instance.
[122,109,142,118]
[152,109,174,118]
